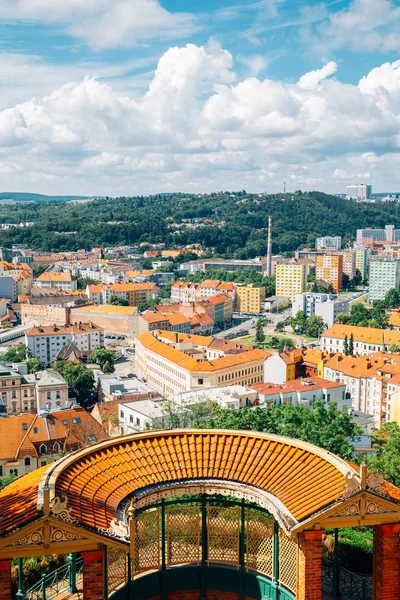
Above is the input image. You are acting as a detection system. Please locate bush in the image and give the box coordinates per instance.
[324,527,373,574]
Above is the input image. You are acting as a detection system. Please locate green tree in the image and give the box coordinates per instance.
[349,333,354,355]
[276,338,295,352]
[343,335,349,355]
[255,319,265,345]
[101,360,114,374]
[388,344,400,353]
[58,363,94,406]
[290,310,307,334]
[2,344,27,362]
[336,313,352,325]
[384,288,400,309]
[88,347,116,372]
[342,273,351,291]
[368,423,400,487]
[195,401,360,460]
[349,303,369,325]
[27,358,40,373]
[76,276,98,289]
[306,315,326,338]
[109,294,129,306]
[0,472,15,490]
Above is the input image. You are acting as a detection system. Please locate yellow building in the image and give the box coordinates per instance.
[235,284,265,314]
[275,262,307,302]
[315,254,343,293]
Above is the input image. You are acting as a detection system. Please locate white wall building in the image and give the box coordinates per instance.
[315,237,341,251]
[346,184,372,200]
[292,293,349,327]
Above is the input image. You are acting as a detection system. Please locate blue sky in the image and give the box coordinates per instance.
[0,0,399,195]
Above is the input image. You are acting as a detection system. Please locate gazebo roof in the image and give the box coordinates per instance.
[1,429,400,543]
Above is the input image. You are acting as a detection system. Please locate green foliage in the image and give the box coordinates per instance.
[187,269,276,296]
[88,347,116,373]
[255,319,265,344]
[57,363,94,406]
[275,338,295,352]
[1,344,27,362]
[27,358,40,373]
[76,276,98,289]
[1,191,400,256]
[368,423,400,487]
[290,310,307,334]
[109,294,129,306]
[343,335,349,356]
[349,333,354,355]
[0,473,15,489]
[389,344,400,353]
[306,315,326,338]
[384,288,400,309]
[137,298,158,312]
[275,321,285,332]
[192,400,360,460]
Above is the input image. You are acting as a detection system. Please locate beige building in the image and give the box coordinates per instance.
[35,272,77,291]
[235,284,265,314]
[0,363,68,415]
[70,304,139,338]
[320,324,400,356]
[275,262,307,302]
[135,330,270,397]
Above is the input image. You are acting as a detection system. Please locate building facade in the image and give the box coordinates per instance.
[315,237,341,251]
[235,284,265,314]
[315,254,343,292]
[369,260,400,301]
[275,262,307,302]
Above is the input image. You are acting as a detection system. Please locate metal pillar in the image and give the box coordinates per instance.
[68,553,78,594]
[16,558,24,600]
[271,520,280,600]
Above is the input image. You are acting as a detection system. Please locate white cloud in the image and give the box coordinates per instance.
[238,54,268,76]
[0,0,197,50]
[0,45,400,194]
[297,61,337,90]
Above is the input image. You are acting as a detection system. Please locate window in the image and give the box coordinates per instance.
[47,392,51,400]
[62,419,68,426]
[24,457,31,466]
[136,418,140,426]
[130,415,133,424]
[41,461,46,467]
[72,417,82,424]
[120,411,124,419]
[33,427,38,434]
[39,444,47,454]
[1,381,5,387]
[11,380,15,386]
[22,423,28,431]
[88,434,97,442]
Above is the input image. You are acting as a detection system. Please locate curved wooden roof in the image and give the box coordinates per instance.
[2,429,400,540]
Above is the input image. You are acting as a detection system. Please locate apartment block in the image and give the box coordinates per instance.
[354,247,369,280]
[235,284,265,314]
[26,322,104,366]
[315,254,343,293]
[35,272,77,292]
[369,260,400,301]
[320,324,400,356]
[292,292,349,327]
[315,237,341,251]
[252,377,349,410]
[275,262,307,302]
[70,304,139,338]
[135,330,270,397]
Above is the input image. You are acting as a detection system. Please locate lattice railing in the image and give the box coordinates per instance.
[107,547,127,595]
[207,505,240,566]
[166,505,201,566]
[245,508,274,579]
[133,509,160,574]
[278,527,297,593]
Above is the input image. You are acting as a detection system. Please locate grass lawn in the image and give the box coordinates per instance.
[237,334,292,349]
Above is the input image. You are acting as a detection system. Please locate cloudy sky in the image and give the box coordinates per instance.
[0,0,399,196]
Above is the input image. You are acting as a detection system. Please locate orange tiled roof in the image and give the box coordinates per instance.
[26,322,102,337]
[36,272,73,282]
[322,324,400,346]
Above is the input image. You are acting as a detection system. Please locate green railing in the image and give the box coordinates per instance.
[322,558,372,600]
[24,555,83,600]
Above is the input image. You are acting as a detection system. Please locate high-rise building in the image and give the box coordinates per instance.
[354,247,369,280]
[356,224,400,243]
[275,262,307,302]
[346,184,372,200]
[315,254,343,293]
[292,292,349,327]
[315,236,341,251]
[236,284,266,314]
[334,250,356,280]
[369,260,400,301]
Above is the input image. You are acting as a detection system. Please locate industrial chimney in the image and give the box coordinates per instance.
[266,215,272,277]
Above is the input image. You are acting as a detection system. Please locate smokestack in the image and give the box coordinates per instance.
[266,215,272,277]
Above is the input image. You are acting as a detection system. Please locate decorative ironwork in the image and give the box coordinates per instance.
[107,547,127,595]
[245,508,274,578]
[166,505,201,566]
[332,501,361,518]
[366,500,392,514]
[50,526,85,542]
[25,557,83,600]
[207,504,240,566]
[278,527,297,593]
[323,558,372,600]
[49,496,78,524]
[10,528,44,546]
[99,518,130,541]
[133,509,160,574]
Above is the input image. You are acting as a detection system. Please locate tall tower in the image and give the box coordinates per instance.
[266,215,272,277]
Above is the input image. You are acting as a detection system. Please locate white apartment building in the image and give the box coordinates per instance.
[252,377,349,410]
[119,398,166,433]
[292,293,349,327]
[356,224,400,243]
[26,322,104,366]
[346,184,372,201]
[35,272,77,292]
[315,237,341,251]
[369,260,400,301]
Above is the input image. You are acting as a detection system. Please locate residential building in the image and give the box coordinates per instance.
[0,262,33,301]
[354,247,369,280]
[292,293,349,327]
[135,330,270,396]
[315,237,341,251]
[235,284,265,314]
[369,260,400,301]
[264,296,290,312]
[119,398,166,433]
[86,281,157,306]
[35,272,77,291]
[346,184,372,200]
[320,324,400,355]
[315,254,343,293]
[209,294,233,323]
[0,407,109,478]
[334,250,356,280]
[170,280,236,306]
[175,385,258,409]
[323,353,400,427]
[252,377,349,410]
[263,349,304,384]
[97,375,161,403]
[171,282,199,303]
[356,224,400,243]
[70,304,139,338]
[26,322,104,367]
[275,262,307,302]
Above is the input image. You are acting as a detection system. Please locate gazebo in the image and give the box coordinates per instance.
[0,429,399,600]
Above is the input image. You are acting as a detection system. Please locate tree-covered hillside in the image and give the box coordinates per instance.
[0,190,399,256]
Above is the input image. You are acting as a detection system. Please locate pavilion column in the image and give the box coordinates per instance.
[82,549,105,600]
[373,523,400,600]
[296,530,324,600]
[0,559,12,600]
